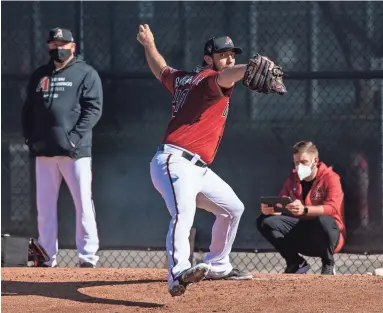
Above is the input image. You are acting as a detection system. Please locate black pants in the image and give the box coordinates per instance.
[256,214,340,264]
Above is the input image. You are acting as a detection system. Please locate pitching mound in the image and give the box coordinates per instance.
[2,268,382,313]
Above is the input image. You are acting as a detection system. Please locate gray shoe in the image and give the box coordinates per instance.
[321,263,336,275]
[169,263,210,297]
[206,268,253,280]
[79,262,96,268]
[284,259,310,274]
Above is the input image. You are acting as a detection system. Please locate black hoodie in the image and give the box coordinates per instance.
[21,55,103,158]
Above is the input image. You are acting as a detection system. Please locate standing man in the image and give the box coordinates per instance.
[137,24,281,297]
[22,27,103,268]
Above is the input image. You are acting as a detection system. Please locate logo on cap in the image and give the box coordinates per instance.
[54,29,63,38]
[225,36,233,45]
[207,45,212,53]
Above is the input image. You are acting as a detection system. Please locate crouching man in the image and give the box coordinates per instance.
[257,141,345,275]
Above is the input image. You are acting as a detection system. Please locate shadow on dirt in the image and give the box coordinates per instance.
[1,279,165,308]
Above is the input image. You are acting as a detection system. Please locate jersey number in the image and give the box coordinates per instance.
[172,89,189,117]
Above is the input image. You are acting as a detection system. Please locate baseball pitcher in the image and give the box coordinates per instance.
[137,24,286,297]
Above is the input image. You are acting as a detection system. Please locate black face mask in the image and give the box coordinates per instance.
[49,49,72,63]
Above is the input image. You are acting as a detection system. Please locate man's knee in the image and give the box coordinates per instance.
[317,215,339,234]
[218,198,244,220]
[231,199,245,219]
[256,214,280,233]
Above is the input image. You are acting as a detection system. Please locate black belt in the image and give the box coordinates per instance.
[158,144,207,168]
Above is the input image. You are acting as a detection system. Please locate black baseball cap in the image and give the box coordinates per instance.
[204,36,243,56]
[47,27,74,43]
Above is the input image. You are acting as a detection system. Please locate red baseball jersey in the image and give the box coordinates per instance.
[160,66,233,164]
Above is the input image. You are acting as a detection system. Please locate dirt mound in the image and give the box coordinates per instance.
[2,268,382,313]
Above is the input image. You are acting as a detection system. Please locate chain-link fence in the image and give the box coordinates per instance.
[2,1,383,273]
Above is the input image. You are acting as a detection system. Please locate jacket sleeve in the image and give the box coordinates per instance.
[21,72,37,140]
[279,176,291,197]
[69,68,103,145]
[322,174,344,217]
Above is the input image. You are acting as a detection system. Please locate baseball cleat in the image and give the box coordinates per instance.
[79,262,96,268]
[169,284,186,297]
[168,263,210,297]
[206,268,253,280]
[180,263,210,284]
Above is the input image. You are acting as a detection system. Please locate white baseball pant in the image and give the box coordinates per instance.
[35,156,99,267]
[150,144,244,288]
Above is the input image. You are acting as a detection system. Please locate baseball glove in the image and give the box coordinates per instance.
[28,238,50,267]
[243,54,287,95]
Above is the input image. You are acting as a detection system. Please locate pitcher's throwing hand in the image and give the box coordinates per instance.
[137,24,154,46]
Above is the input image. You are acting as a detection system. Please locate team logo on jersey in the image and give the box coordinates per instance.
[312,185,324,201]
[225,37,233,45]
[36,77,50,92]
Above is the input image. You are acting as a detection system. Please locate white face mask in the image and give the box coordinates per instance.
[296,161,314,181]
